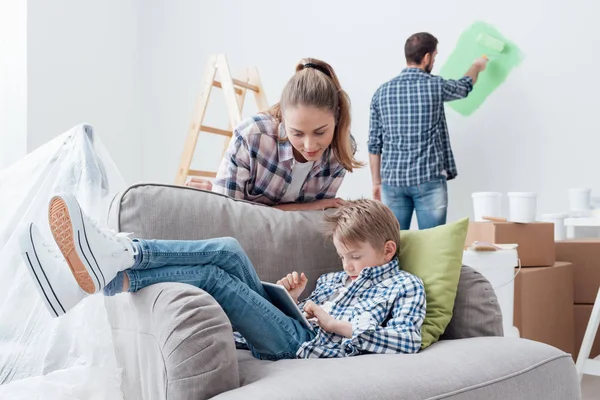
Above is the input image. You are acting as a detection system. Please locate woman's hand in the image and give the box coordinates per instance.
[273,198,346,212]
[186,178,213,190]
[317,198,346,210]
[277,271,308,303]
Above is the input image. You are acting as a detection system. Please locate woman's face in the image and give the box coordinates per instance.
[283,105,336,163]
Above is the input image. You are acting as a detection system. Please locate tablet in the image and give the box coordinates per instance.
[262,281,314,331]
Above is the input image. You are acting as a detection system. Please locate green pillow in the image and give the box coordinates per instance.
[399,217,468,349]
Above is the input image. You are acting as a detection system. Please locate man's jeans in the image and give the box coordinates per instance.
[116,237,316,360]
[381,176,448,230]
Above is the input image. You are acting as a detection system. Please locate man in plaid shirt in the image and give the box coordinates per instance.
[368,32,488,230]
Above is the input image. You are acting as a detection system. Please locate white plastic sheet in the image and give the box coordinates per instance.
[0,124,126,399]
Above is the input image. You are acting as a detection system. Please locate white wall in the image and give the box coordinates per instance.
[27,0,143,184]
[25,0,600,223]
[0,0,27,170]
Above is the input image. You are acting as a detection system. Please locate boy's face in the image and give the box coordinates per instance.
[333,236,397,281]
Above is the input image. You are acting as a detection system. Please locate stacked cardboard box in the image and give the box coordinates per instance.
[466,222,575,354]
[555,240,600,359]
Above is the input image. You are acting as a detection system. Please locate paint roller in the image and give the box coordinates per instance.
[476,33,505,59]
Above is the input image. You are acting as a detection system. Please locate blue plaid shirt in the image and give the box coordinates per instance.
[368,68,473,187]
[296,258,426,358]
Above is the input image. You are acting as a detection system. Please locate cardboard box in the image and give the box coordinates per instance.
[555,239,600,304]
[513,262,574,354]
[573,304,600,360]
[466,222,555,267]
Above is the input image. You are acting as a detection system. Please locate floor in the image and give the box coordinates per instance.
[582,375,600,399]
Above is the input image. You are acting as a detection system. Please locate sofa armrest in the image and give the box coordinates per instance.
[105,283,239,400]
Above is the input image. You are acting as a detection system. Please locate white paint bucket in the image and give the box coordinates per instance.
[472,192,502,221]
[541,213,568,241]
[462,246,520,338]
[507,192,537,223]
[569,188,591,216]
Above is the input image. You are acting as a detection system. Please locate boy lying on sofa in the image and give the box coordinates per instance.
[20,195,425,359]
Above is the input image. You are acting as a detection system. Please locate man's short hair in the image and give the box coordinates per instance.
[405,32,438,64]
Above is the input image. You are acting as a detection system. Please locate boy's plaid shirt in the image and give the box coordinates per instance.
[296,257,426,358]
[213,114,349,204]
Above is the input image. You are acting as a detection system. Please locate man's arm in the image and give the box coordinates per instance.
[464,57,489,84]
[441,57,488,101]
[369,154,382,201]
[367,91,384,200]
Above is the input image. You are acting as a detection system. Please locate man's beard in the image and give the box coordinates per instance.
[425,61,433,73]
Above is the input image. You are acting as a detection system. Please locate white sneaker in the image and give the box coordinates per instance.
[20,223,87,317]
[48,194,137,294]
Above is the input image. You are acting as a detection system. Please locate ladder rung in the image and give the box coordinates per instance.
[212,81,243,95]
[200,125,232,137]
[232,79,260,92]
[188,169,217,178]
[212,79,260,93]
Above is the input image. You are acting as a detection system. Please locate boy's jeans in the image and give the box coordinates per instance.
[381,175,448,230]
[118,237,316,360]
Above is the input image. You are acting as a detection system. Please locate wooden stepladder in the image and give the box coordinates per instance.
[175,54,269,185]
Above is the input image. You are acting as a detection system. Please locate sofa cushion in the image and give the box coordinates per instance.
[212,338,578,400]
[399,218,469,348]
[442,265,504,339]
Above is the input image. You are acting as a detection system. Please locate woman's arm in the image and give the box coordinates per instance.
[211,134,251,199]
[273,198,346,211]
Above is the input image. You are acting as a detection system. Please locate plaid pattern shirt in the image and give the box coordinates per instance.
[295,258,426,358]
[213,114,348,205]
[368,68,473,187]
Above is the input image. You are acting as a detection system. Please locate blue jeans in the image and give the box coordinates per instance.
[381,176,448,230]
[117,237,316,360]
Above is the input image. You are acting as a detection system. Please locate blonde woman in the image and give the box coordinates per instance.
[187,58,363,211]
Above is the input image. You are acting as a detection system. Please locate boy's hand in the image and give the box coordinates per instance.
[277,271,308,303]
[304,301,336,332]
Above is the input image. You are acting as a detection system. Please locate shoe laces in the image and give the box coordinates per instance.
[87,217,139,258]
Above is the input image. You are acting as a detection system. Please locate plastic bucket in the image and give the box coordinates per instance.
[472,192,502,222]
[541,213,568,241]
[462,247,520,338]
[508,192,537,223]
[569,188,591,215]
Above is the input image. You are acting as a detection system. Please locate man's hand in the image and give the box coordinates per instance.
[186,178,213,190]
[473,56,489,72]
[277,271,308,303]
[465,57,489,84]
[372,183,382,201]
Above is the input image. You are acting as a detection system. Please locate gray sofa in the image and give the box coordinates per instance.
[105,184,581,400]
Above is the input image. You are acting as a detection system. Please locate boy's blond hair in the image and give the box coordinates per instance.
[323,199,400,251]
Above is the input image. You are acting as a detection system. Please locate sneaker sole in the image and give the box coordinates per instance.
[20,223,65,317]
[48,195,104,294]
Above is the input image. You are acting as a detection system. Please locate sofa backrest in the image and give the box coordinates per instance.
[109,184,503,338]
[109,184,341,295]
